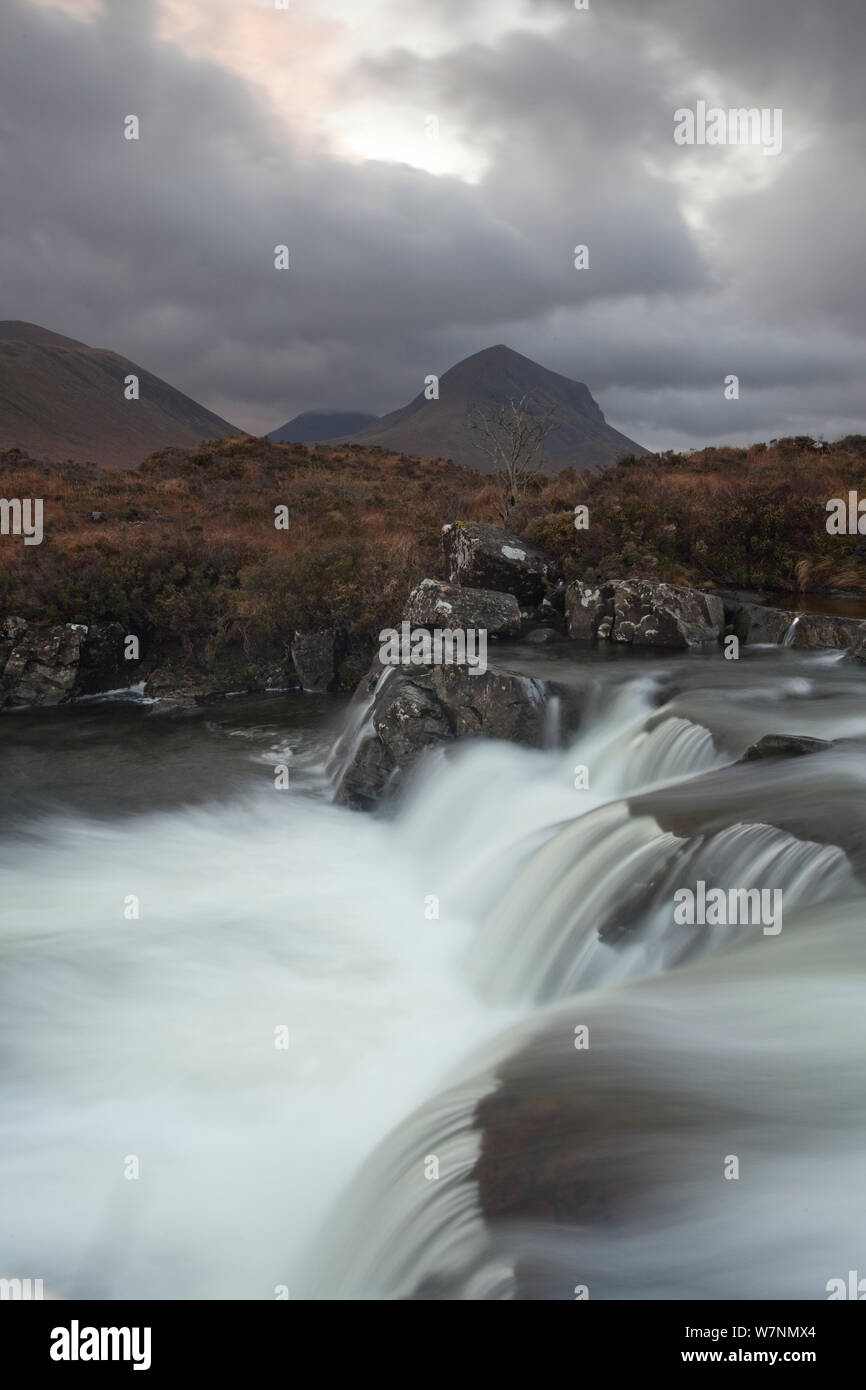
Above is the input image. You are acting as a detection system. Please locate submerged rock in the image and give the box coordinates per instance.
[741,734,833,761]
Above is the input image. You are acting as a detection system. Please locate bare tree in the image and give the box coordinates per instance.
[469,395,554,523]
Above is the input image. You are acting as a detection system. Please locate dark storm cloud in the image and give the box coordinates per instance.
[0,0,863,446]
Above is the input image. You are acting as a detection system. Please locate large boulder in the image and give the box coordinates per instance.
[0,621,88,707]
[332,657,572,808]
[443,522,559,607]
[565,580,724,648]
[291,629,345,692]
[405,579,521,638]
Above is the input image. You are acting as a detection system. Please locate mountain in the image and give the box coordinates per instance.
[0,321,242,468]
[268,410,378,444]
[343,344,647,473]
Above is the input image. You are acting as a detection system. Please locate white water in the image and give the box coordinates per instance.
[3,654,866,1299]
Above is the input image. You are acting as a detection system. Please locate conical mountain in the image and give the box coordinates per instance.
[342,345,647,472]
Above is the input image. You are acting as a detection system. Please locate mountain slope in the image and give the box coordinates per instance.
[0,321,242,468]
[268,410,378,444]
[344,344,647,473]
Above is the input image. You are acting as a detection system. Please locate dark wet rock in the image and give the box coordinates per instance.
[742,734,832,762]
[844,631,866,666]
[566,579,724,648]
[726,602,792,646]
[0,621,88,707]
[524,627,566,645]
[405,579,521,637]
[332,656,568,808]
[291,629,345,692]
[74,622,129,695]
[728,601,866,650]
[443,522,559,607]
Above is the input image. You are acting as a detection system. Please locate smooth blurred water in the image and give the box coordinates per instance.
[2,645,866,1299]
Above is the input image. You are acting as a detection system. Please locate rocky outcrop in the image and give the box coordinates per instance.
[0,619,88,707]
[291,629,345,692]
[728,601,866,650]
[443,522,560,607]
[565,579,724,648]
[405,579,521,637]
[332,657,577,809]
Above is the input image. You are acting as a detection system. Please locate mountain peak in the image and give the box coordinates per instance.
[342,345,647,473]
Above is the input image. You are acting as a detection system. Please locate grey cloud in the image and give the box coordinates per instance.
[0,0,863,446]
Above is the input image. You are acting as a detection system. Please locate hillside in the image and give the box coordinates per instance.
[343,344,648,473]
[1,433,865,691]
[268,410,378,444]
[0,321,242,468]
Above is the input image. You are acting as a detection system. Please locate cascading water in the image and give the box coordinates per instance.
[2,645,866,1300]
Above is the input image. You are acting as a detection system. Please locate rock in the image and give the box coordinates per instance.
[741,734,833,761]
[0,622,88,707]
[376,680,453,765]
[74,622,128,695]
[566,579,724,648]
[332,657,560,808]
[405,579,521,637]
[428,665,548,743]
[89,510,106,522]
[524,627,565,645]
[564,582,615,641]
[727,602,793,646]
[335,634,375,690]
[729,601,866,650]
[291,629,345,692]
[443,522,559,606]
[846,632,866,666]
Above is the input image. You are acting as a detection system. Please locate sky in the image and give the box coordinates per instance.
[1,0,864,449]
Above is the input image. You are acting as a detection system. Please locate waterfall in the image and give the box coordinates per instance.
[4,647,866,1299]
[318,895,866,1300]
[782,613,803,646]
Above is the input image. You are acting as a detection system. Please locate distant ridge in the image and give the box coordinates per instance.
[268,409,378,444]
[0,321,242,468]
[343,344,647,472]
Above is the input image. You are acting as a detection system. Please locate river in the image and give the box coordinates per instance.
[1,641,865,1299]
